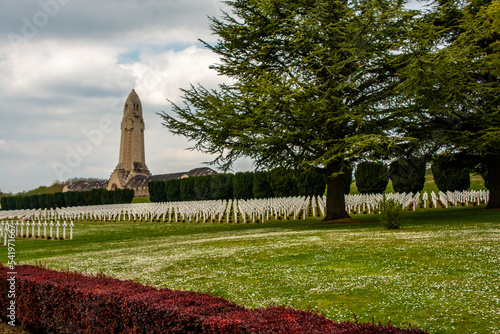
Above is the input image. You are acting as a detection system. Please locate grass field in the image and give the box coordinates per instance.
[1,205,499,333]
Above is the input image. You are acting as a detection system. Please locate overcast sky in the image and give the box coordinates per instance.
[0,0,425,195]
[0,0,254,194]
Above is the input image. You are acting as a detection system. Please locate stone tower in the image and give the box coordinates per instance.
[108,89,151,190]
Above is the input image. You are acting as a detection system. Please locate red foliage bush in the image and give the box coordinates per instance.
[0,265,427,333]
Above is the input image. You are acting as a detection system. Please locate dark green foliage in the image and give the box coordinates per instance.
[379,199,406,229]
[355,162,389,194]
[148,181,167,203]
[398,0,499,208]
[90,189,104,205]
[84,191,93,206]
[0,197,8,210]
[15,196,23,210]
[253,171,273,199]
[8,197,17,210]
[483,170,489,190]
[113,189,123,204]
[63,192,74,207]
[165,179,181,202]
[147,181,157,202]
[111,188,134,204]
[54,192,65,208]
[29,195,39,209]
[211,174,233,200]
[101,190,114,205]
[432,156,470,192]
[75,192,86,207]
[46,194,56,209]
[389,159,426,193]
[1,196,8,210]
[0,189,132,209]
[296,170,326,197]
[268,169,297,198]
[39,194,48,209]
[233,172,254,199]
[157,182,167,202]
[122,189,135,203]
[160,0,415,220]
[66,192,76,207]
[343,166,353,195]
[180,177,196,201]
[64,192,74,207]
[22,195,31,209]
[195,175,213,201]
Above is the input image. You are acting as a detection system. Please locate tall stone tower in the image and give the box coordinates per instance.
[108,89,151,190]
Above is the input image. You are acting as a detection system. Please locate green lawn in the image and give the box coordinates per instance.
[1,206,499,333]
[132,196,151,203]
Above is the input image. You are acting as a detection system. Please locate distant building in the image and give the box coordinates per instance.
[63,89,216,197]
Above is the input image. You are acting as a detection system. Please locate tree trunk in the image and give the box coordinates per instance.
[486,154,500,210]
[323,162,351,221]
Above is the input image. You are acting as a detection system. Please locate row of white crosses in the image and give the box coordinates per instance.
[1,220,74,244]
[427,190,489,209]
[0,190,490,223]
[24,196,311,224]
[331,189,489,215]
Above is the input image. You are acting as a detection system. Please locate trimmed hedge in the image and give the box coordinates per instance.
[195,175,214,201]
[211,174,234,200]
[355,162,389,194]
[180,177,197,201]
[0,265,427,334]
[389,159,426,194]
[0,189,134,210]
[149,169,327,203]
[233,172,254,200]
[148,180,167,203]
[432,156,470,192]
[253,171,274,198]
[267,169,298,198]
[166,178,182,202]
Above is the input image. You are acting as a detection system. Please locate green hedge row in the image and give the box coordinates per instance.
[431,155,471,192]
[0,188,134,211]
[355,162,390,194]
[357,156,470,194]
[149,169,331,203]
[389,159,426,194]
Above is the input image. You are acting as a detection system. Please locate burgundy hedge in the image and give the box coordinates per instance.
[0,265,427,333]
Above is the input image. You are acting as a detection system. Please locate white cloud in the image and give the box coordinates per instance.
[123,45,226,105]
[0,0,243,194]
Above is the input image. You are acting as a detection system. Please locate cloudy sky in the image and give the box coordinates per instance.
[0,0,425,195]
[0,0,254,194]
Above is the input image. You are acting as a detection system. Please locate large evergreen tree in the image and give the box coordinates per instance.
[161,0,415,220]
[399,0,499,208]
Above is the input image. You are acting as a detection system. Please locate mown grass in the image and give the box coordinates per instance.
[1,206,499,334]
[132,196,151,203]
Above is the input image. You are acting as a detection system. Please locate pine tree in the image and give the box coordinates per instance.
[161,0,415,220]
[398,0,499,208]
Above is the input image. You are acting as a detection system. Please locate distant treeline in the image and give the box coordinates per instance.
[148,169,352,203]
[0,188,134,211]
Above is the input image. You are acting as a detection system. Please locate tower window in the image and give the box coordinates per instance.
[133,103,139,111]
